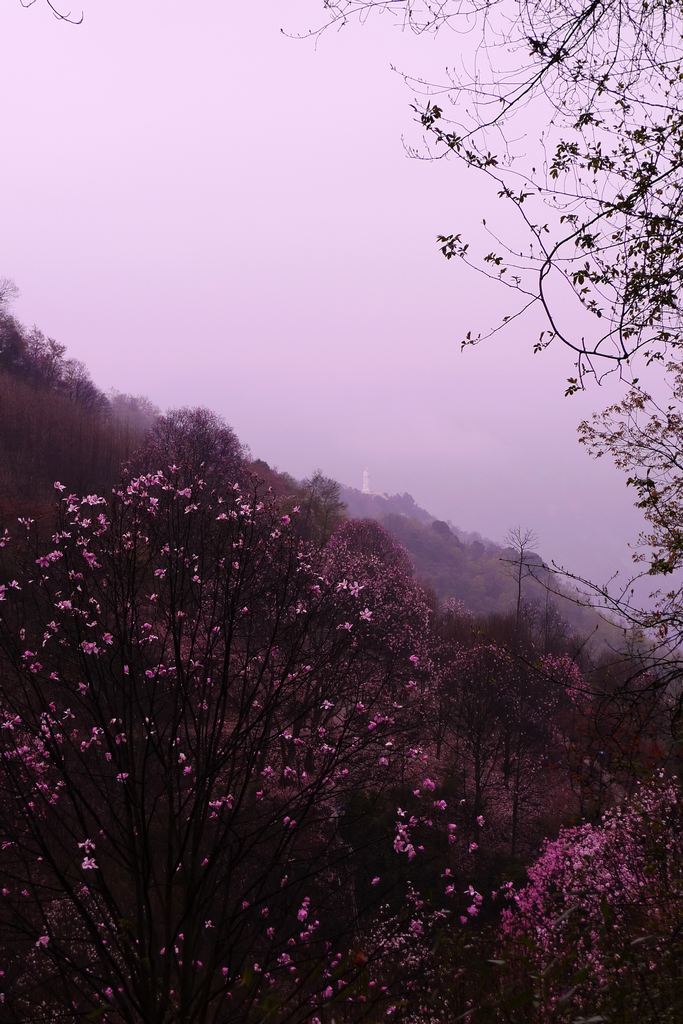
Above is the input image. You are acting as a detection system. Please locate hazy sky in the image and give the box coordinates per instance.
[1,0,644,583]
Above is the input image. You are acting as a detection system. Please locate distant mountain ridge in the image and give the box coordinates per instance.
[339,483,612,643]
[339,485,492,548]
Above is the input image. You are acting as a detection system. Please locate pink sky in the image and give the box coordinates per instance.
[0,0,643,583]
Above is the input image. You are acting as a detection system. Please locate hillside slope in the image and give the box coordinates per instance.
[339,483,615,643]
[0,300,617,646]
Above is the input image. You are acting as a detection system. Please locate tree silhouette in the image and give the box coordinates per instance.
[311,0,683,390]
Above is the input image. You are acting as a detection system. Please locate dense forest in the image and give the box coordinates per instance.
[0,300,680,1022]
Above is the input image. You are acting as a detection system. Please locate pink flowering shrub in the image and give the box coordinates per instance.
[500,772,683,1022]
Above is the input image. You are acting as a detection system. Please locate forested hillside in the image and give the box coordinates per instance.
[3,0,682,1016]
[0,301,156,519]
[0,300,618,647]
[340,484,610,642]
[0,306,679,1022]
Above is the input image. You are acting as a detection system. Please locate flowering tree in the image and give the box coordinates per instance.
[0,469,457,1022]
[499,773,683,1023]
[127,407,245,491]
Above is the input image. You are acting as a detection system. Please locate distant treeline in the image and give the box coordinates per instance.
[0,301,157,516]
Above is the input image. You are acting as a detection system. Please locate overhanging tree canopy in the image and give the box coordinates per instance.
[312,0,683,391]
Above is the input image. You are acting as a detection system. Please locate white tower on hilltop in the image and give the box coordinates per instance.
[362,468,371,494]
